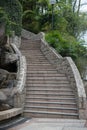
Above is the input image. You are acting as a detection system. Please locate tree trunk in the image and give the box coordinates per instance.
[73,0,77,13]
[77,0,81,16]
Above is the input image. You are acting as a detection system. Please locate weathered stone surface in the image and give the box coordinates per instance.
[0,104,11,111]
[0,91,7,101]
[0,87,15,107]
[0,68,17,110]
[0,69,9,84]
[0,69,17,89]
[0,108,22,121]
[84,80,87,96]
[0,52,18,66]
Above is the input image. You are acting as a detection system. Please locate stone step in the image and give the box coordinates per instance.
[21,38,79,119]
[21,46,40,49]
[21,44,40,46]
[27,61,50,64]
[27,63,51,65]
[23,47,40,49]
[21,50,42,52]
[26,88,73,92]
[24,105,78,113]
[21,50,43,53]
[27,77,67,81]
[27,70,61,74]
[27,68,56,71]
[27,63,54,68]
[25,101,77,108]
[27,59,48,61]
[25,52,44,54]
[26,91,74,95]
[26,83,70,87]
[24,46,40,48]
[25,100,76,105]
[24,110,79,119]
[21,43,40,46]
[29,118,86,127]
[26,56,46,59]
[21,43,40,45]
[26,56,46,58]
[26,60,48,62]
[26,80,69,84]
[26,93,75,98]
[26,97,76,103]
[21,41,40,44]
[27,59,49,62]
[26,55,46,57]
[27,61,49,63]
[26,83,70,88]
[24,53,44,55]
[27,90,74,95]
[26,96,76,100]
[26,84,70,89]
[22,52,42,54]
[27,73,66,77]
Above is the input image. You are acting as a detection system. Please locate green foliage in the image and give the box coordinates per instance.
[0,0,22,36]
[22,9,40,33]
[45,30,87,77]
[0,7,7,24]
[0,7,12,35]
[45,30,87,59]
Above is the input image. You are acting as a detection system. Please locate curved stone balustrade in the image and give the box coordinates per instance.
[0,108,22,121]
[40,32,87,119]
[11,44,27,109]
[0,42,26,121]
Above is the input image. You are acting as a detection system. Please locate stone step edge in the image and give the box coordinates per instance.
[0,108,22,121]
[26,89,73,92]
[32,118,86,123]
[26,84,70,87]
[26,97,76,100]
[25,105,78,110]
[24,110,79,116]
[26,93,75,96]
[25,101,76,105]
[27,78,67,80]
[27,75,65,77]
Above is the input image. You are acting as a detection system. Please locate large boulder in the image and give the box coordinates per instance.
[1,52,18,66]
[0,69,9,85]
[0,91,7,101]
[0,69,17,89]
[0,88,14,107]
[0,104,11,111]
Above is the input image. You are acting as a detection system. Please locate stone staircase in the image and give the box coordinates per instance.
[20,38,80,119]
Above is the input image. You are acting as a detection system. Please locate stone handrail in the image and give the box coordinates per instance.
[11,44,27,108]
[40,32,86,119]
[21,29,36,39]
[41,39,62,65]
[9,31,21,48]
[63,57,86,107]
